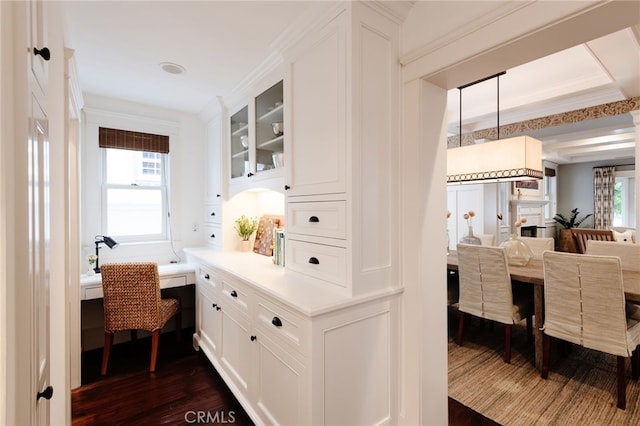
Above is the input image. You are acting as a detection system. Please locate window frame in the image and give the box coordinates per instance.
[613,169,636,228]
[100,148,169,242]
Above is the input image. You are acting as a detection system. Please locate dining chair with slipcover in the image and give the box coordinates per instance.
[456,244,533,363]
[519,236,554,260]
[100,262,181,374]
[541,251,640,409]
[586,240,640,272]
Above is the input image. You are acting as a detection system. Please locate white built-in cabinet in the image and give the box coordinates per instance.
[284,3,400,296]
[190,251,398,426]
[229,80,285,185]
[205,117,223,249]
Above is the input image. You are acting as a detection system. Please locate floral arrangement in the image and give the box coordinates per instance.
[87,254,97,266]
[463,210,475,226]
[234,215,258,241]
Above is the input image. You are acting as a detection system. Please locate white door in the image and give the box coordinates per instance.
[28,0,52,422]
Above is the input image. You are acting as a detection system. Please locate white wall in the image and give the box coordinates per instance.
[81,94,207,268]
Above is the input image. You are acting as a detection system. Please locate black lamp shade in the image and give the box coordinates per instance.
[102,236,119,249]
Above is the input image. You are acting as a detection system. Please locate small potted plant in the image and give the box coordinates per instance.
[553,208,592,252]
[235,215,258,251]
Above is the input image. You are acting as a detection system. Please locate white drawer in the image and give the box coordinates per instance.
[85,286,103,299]
[206,224,222,248]
[255,295,308,356]
[204,203,222,224]
[197,265,221,292]
[161,275,187,289]
[286,239,346,288]
[287,201,346,239]
[221,279,251,316]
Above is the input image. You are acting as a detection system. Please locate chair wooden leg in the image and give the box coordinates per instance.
[457,311,465,346]
[617,356,626,410]
[101,332,114,375]
[175,311,182,343]
[150,330,160,373]
[541,333,551,379]
[504,324,512,364]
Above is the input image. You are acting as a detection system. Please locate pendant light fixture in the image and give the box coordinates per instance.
[446,72,543,184]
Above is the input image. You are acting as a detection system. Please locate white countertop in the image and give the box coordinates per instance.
[184,247,402,317]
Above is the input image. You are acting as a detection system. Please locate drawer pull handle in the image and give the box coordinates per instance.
[212,303,217,308]
[308,257,320,265]
[308,216,319,223]
[272,317,283,327]
[204,274,210,279]
[216,306,221,311]
[210,234,215,238]
[250,335,257,341]
[230,290,238,298]
[210,212,216,216]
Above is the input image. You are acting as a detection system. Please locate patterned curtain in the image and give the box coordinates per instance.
[593,166,616,229]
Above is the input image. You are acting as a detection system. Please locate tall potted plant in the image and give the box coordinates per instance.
[553,208,592,252]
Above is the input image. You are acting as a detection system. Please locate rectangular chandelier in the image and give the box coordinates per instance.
[447,135,543,184]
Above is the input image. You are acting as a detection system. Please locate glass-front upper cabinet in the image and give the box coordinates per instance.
[254,80,284,176]
[230,106,249,180]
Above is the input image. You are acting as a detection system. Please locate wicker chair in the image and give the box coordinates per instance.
[100,262,181,374]
[570,228,615,254]
[519,236,554,260]
[456,244,533,363]
[541,251,640,409]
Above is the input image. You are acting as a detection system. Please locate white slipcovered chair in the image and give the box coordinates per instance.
[476,234,495,246]
[541,251,640,409]
[456,244,533,363]
[586,240,640,272]
[519,236,554,260]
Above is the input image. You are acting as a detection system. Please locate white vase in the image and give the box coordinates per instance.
[240,240,252,252]
[86,267,96,276]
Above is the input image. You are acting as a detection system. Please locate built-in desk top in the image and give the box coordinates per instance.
[80,263,196,300]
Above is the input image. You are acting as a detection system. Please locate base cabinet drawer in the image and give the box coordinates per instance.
[286,239,346,288]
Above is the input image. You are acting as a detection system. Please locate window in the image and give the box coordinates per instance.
[102,148,168,240]
[543,166,557,220]
[613,170,636,227]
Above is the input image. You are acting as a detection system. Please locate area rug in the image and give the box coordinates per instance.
[448,315,640,425]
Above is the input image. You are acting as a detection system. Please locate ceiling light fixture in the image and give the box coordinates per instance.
[446,71,543,185]
[159,62,186,75]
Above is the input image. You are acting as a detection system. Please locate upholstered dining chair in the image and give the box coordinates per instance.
[456,244,533,363]
[476,234,495,246]
[519,236,554,260]
[586,240,640,272]
[100,262,181,374]
[541,251,640,409]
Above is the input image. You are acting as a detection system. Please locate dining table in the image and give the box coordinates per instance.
[446,251,640,370]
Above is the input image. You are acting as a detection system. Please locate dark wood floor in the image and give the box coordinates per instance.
[72,328,496,425]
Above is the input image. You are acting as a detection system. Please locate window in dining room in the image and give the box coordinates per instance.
[613,170,636,227]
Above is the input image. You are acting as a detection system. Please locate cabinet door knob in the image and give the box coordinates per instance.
[212,303,217,308]
[210,212,215,216]
[216,306,221,311]
[37,385,53,401]
[247,172,254,177]
[308,257,320,265]
[216,194,221,198]
[284,185,290,190]
[34,47,51,61]
[308,216,319,223]
[271,317,283,327]
[230,290,238,298]
[250,335,257,341]
[210,234,215,238]
[204,274,210,279]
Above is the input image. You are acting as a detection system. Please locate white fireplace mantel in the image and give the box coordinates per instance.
[509,199,550,234]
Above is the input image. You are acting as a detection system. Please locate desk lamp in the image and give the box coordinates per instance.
[94,235,119,273]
